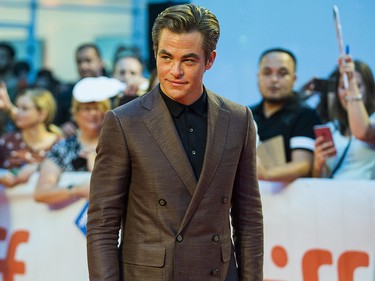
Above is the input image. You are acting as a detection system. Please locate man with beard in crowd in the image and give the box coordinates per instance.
[250,48,321,182]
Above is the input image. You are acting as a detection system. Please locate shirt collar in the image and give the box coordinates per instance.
[160,86,207,117]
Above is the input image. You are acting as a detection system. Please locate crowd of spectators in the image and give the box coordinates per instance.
[0,41,152,198]
[1,39,374,202]
[251,47,375,181]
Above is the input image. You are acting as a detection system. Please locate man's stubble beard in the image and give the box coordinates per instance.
[262,94,293,105]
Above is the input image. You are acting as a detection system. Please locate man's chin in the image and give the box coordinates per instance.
[263,94,293,104]
[263,97,285,104]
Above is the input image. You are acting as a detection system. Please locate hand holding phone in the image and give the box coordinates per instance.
[314,125,337,156]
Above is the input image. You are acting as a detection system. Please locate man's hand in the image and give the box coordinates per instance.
[124,76,149,96]
[60,121,77,137]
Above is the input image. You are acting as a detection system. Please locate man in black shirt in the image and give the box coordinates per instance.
[87,4,263,281]
[250,48,321,182]
[161,88,207,179]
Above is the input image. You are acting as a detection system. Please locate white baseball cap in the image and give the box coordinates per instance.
[73,76,125,103]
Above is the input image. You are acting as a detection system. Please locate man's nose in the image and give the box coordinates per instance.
[270,73,279,81]
[170,62,183,77]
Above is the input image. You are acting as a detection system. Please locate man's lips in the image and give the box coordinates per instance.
[167,79,187,86]
[269,86,280,92]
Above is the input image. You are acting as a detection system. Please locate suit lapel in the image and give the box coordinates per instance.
[179,91,231,233]
[140,89,197,195]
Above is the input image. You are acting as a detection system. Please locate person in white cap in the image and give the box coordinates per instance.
[34,77,123,205]
[56,43,107,137]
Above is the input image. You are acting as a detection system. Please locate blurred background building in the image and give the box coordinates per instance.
[1,0,375,105]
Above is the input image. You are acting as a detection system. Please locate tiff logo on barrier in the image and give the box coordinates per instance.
[0,228,29,281]
[265,245,370,281]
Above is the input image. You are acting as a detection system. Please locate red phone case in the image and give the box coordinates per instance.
[314,125,334,144]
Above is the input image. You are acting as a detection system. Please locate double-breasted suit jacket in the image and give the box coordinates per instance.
[87,86,263,281]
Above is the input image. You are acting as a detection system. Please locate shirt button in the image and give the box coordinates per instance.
[210,269,220,277]
[176,234,183,242]
[189,128,193,133]
[158,199,167,206]
[191,150,196,155]
[212,234,219,242]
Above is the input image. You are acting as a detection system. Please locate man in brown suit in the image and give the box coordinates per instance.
[86,4,263,281]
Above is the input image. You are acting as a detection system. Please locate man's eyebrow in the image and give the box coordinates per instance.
[158,50,200,60]
[261,66,271,70]
[181,53,200,60]
[278,67,291,72]
[158,49,172,56]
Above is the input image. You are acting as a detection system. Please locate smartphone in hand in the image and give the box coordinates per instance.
[314,125,336,154]
[314,125,334,142]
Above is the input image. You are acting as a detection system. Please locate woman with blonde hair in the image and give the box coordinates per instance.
[0,85,61,187]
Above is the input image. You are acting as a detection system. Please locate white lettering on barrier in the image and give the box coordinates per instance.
[0,175,374,280]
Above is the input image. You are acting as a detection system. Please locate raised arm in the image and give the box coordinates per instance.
[0,81,17,119]
[340,56,375,143]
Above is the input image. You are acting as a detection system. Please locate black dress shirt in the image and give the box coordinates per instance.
[160,87,208,179]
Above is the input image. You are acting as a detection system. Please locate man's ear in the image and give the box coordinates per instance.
[205,50,217,71]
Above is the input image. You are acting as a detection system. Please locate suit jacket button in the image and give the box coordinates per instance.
[212,234,219,242]
[176,234,183,242]
[210,269,220,277]
[158,199,167,206]
[221,196,228,204]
